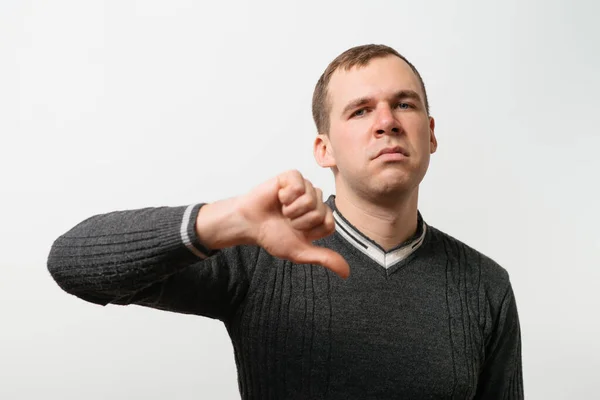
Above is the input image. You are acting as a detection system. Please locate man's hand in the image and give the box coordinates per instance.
[237,170,350,279]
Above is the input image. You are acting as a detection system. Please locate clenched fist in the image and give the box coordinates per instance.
[237,170,350,279]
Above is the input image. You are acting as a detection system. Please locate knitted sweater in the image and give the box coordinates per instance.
[47,195,524,399]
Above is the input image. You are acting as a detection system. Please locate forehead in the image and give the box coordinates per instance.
[328,56,422,112]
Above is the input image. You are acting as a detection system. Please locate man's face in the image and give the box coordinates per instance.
[315,55,437,200]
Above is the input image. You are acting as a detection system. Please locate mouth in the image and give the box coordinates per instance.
[375,146,409,159]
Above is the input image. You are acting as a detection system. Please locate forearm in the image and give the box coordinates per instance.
[47,204,212,305]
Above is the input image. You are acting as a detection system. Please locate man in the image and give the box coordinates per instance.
[48,44,523,399]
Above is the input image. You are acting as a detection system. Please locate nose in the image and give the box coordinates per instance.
[373,105,401,135]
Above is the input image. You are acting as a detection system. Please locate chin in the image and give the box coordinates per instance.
[370,179,414,197]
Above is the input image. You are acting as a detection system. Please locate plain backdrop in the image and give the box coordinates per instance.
[1,0,599,399]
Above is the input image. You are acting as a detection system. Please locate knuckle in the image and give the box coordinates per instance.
[323,215,334,230]
[285,184,304,199]
[306,212,324,227]
[314,209,326,222]
[281,204,294,217]
[294,211,322,229]
[292,184,305,196]
[305,193,317,209]
[304,179,315,194]
[294,193,315,210]
[286,168,301,177]
[324,212,335,230]
[281,170,306,194]
[290,169,303,182]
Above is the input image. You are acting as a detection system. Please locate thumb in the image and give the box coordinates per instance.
[293,244,350,279]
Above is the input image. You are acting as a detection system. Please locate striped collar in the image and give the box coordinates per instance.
[326,195,427,269]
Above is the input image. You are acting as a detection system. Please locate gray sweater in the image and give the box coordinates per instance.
[47,195,523,399]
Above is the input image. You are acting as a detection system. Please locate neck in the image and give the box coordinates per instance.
[333,185,419,252]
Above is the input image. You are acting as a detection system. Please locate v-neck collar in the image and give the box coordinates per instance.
[326,195,427,269]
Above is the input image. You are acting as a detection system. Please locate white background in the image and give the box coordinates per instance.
[1,0,599,399]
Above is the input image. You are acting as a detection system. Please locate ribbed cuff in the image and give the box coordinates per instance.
[180,203,219,258]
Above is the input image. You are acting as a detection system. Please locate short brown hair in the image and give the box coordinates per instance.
[311,44,430,135]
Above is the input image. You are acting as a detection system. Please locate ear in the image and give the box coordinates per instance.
[313,134,336,168]
[428,116,438,154]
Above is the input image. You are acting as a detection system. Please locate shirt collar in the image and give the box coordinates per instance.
[325,195,427,269]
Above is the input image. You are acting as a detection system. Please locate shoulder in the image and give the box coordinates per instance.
[425,223,511,297]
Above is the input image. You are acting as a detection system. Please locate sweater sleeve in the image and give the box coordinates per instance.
[46,203,260,322]
[475,283,524,399]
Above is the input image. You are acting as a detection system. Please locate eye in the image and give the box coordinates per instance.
[395,102,412,110]
[351,108,367,117]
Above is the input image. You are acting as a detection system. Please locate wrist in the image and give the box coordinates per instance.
[195,196,254,250]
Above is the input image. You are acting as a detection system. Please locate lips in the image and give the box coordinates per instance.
[375,146,409,159]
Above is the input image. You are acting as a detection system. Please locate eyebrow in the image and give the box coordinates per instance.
[341,90,423,116]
